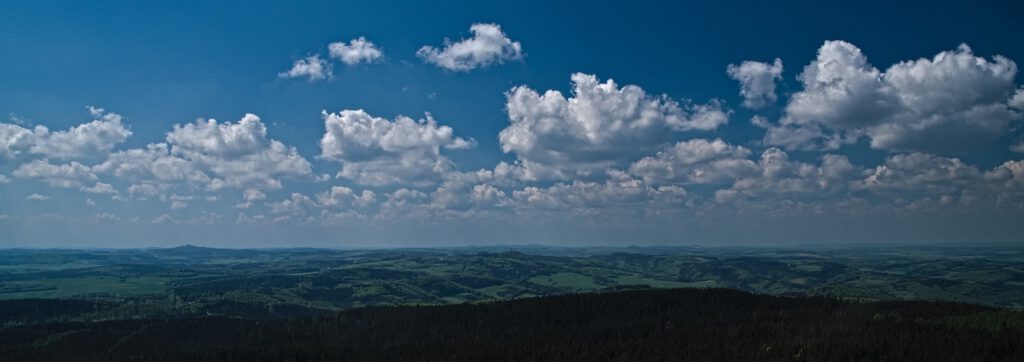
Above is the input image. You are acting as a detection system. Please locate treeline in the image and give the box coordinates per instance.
[1,288,1022,361]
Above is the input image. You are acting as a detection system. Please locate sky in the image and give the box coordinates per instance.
[1,0,1023,248]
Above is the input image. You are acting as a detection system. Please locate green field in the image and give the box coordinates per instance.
[0,244,1022,323]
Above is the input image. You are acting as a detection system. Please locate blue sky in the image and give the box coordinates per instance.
[2,0,1023,247]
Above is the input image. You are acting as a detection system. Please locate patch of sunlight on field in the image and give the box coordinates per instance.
[613,275,714,288]
[528,272,601,291]
[0,276,169,299]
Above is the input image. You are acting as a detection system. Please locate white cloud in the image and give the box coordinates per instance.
[380,188,428,213]
[126,183,161,199]
[268,193,316,214]
[727,58,783,109]
[0,174,9,183]
[428,176,510,212]
[629,139,758,184]
[316,186,353,207]
[279,55,332,81]
[470,184,507,205]
[0,107,130,160]
[26,193,49,201]
[34,107,132,159]
[168,194,194,202]
[784,41,896,129]
[1010,89,1024,110]
[170,200,188,210]
[983,160,1024,209]
[509,171,687,212]
[94,213,119,222]
[167,114,271,157]
[316,186,376,208]
[243,188,266,202]
[354,190,376,206]
[417,23,522,71]
[750,115,771,128]
[176,114,311,190]
[773,41,1021,153]
[81,182,116,194]
[857,153,979,195]
[97,114,311,192]
[714,149,859,203]
[13,159,98,188]
[235,188,266,209]
[95,143,210,187]
[987,160,1024,188]
[1012,141,1024,154]
[320,109,473,186]
[328,37,383,65]
[0,123,36,158]
[152,214,175,224]
[499,73,730,180]
[762,123,853,151]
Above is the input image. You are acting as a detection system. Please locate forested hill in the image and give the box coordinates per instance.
[3,288,1023,361]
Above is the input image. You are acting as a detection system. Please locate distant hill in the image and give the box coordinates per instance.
[2,288,1022,361]
[145,244,264,259]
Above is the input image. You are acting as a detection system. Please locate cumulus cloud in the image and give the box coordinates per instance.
[417,23,522,71]
[470,184,507,205]
[857,153,980,195]
[629,139,758,184]
[0,123,37,158]
[169,115,314,190]
[317,186,376,208]
[750,115,771,128]
[279,55,332,81]
[426,177,509,212]
[167,114,267,156]
[509,171,687,213]
[727,58,783,109]
[234,188,266,209]
[319,109,473,186]
[243,188,266,202]
[152,214,176,224]
[268,193,317,214]
[1010,89,1024,110]
[13,159,98,188]
[26,193,49,201]
[762,123,853,151]
[96,143,209,186]
[127,183,161,199]
[96,114,311,192]
[714,148,859,203]
[771,41,1021,153]
[94,212,119,222]
[987,160,1024,187]
[328,37,383,65]
[499,73,730,179]
[0,107,130,160]
[81,182,116,194]
[4,44,1024,235]
[380,188,428,213]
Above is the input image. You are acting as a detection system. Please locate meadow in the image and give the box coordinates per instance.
[1,244,1022,324]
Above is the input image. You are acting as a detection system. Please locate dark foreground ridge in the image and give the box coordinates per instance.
[2,288,1023,361]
